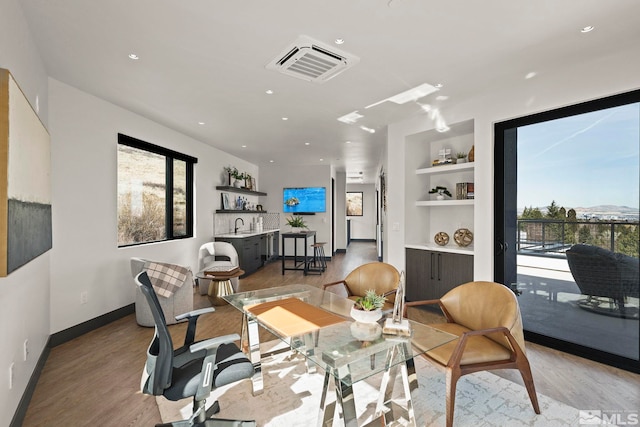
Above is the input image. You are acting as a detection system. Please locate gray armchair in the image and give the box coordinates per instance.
[197,242,240,295]
[566,244,639,318]
[131,257,194,327]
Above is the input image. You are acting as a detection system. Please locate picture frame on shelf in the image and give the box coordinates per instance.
[251,177,256,191]
[221,192,230,210]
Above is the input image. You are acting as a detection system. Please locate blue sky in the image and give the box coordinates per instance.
[518,102,639,210]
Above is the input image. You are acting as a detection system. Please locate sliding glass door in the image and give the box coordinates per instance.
[495,90,640,372]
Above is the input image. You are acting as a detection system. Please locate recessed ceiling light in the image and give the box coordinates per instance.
[319,158,324,161]
[269,160,274,163]
[435,83,443,88]
[435,95,449,101]
[128,53,139,60]
[525,71,537,79]
[581,25,595,33]
[198,121,205,125]
[266,89,274,94]
[305,142,310,146]
[345,141,352,144]
[335,38,345,45]
[360,125,375,134]
[282,117,288,121]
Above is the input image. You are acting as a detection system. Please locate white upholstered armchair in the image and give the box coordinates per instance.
[197,242,240,295]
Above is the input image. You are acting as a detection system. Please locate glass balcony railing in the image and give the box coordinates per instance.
[516,219,639,258]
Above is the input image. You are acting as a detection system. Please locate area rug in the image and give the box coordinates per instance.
[157,342,612,426]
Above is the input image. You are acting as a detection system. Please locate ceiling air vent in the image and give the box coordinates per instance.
[266,35,360,83]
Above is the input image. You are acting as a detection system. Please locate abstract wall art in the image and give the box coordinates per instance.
[0,68,51,276]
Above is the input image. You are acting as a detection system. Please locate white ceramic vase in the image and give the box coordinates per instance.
[350,306,382,323]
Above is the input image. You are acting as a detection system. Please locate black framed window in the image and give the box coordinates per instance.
[117,133,197,247]
[346,192,363,216]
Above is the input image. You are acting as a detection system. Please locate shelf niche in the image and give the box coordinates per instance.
[405,119,475,254]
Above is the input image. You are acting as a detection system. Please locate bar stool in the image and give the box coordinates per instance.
[309,242,327,273]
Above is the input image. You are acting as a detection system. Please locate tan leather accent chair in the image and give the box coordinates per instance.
[322,262,400,311]
[405,281,540,427]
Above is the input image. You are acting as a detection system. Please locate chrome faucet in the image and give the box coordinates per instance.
[234,217,244,234]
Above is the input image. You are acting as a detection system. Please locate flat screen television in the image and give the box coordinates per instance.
[283,187,326,213]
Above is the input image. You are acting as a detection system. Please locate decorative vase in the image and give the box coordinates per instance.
[233,179,242,188]
[468,145,475,162]
[436,194,444,200]
[350,306,382,323]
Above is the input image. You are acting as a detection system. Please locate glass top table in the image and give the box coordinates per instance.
[225,284,455,426]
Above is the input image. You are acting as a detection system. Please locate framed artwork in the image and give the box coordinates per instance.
[221,192,230,210]
[346,192,363,216]
[251,177,256,191]
[0,69,52,276]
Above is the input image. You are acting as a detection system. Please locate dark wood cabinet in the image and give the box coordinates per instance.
[405,248,473,301]
[216,231,279,277]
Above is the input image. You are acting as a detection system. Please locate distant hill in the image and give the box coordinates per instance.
[517,205,639,219]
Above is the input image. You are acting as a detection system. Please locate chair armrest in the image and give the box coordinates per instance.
[322,281,352,297]
[192,333,241,402]
[189,334,241,354]
[175,307,215,321]
[175,307,216,347]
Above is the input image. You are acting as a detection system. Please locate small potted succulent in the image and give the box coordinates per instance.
[351,289,386,323]
[455,152,467,164]
[429,186,452,200]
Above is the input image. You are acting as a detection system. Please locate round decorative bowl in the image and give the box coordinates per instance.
[350,306,382,323]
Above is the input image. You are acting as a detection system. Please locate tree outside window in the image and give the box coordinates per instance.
[117,134,196,246]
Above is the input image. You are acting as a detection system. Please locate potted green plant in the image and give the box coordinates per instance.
[224,166,246,187]
[351,289,386,323]
[429,186,452,200]
[286,215,307,232]
[456,152,467,164]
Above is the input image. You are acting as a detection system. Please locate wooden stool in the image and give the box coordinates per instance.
[309,242,327,273]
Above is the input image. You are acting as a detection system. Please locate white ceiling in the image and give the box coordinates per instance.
[19,0,640,183]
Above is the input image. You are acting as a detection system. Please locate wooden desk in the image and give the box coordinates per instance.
[281,230,316,275]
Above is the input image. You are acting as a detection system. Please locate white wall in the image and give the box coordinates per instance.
[0,0,51,423]
[385,48,640,279]
[48,79,258,334]
[260,164,333,254]
[346,183,376,240]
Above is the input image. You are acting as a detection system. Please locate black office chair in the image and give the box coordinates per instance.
[136,271,256,427]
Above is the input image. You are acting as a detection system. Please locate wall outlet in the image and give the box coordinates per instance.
[23,339,29,361]
[9,363,14,389]
[80,291,88,304]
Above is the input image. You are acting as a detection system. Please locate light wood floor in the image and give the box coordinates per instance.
[23,242,639,426]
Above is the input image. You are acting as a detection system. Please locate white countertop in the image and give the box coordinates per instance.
[215,229,280,239]
[405,242,474,255]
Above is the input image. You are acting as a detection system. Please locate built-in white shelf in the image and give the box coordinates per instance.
[416,162,475,175]
[405,242,475,255]
[415,199,474,207]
